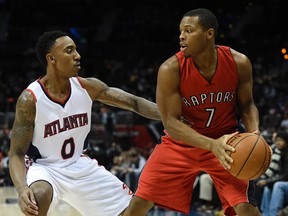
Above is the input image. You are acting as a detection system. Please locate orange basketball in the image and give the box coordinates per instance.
[226,132,272,180]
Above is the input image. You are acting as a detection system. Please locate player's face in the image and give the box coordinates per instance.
[49,36,81,77]
[179,16,209,58]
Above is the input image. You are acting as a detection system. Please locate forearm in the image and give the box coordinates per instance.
[241,103,259,132]
[165,117,214,150]
[9,155,28,193]
[95,86,161,121]
[134,98,161,121]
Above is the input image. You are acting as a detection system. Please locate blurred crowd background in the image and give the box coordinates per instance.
[0,0,287,131]
[0,0,288,214]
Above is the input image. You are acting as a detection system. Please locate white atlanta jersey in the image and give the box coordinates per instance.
[25,77,133,216]
[26,77,92,167]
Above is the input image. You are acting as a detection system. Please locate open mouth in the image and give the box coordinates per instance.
[180,46,187,51]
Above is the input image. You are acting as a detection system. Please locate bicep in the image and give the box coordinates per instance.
[98,87,137,110]
[234,51,254,109]
[10,90,35,155]
[156,60,182,126]
[83,77,138,110]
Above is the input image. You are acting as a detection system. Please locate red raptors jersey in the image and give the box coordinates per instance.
[176,45,238,139]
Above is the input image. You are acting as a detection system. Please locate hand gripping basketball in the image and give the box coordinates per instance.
[226,132,272,180]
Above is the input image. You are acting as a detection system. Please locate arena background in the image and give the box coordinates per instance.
[1,0,287,149]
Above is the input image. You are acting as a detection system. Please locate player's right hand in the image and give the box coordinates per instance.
[212,132,238,170]
[18,186,38,215]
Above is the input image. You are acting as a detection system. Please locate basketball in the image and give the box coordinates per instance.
[226,132,272,180]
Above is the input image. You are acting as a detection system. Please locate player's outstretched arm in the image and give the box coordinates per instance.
[80,77,161,121]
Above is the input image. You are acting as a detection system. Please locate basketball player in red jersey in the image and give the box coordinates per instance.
[124,8,262,216]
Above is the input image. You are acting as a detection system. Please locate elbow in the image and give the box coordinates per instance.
[8,149,14,158]
[165,119,181,141]
[8,149,24,160]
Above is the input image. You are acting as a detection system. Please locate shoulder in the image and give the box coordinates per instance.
[230,48,252,68]
[18,89,36,106]
[15,89,36,122]
[77,76,106,88]
[159,55,179,74]
[76,76,108,100]
[229,48,253,82]
[157,55,181,89]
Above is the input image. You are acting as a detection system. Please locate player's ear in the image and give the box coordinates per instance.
[46,54,55,63]
[207,28,214,39]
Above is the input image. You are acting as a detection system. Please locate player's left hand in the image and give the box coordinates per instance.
[251,129,261,136]
[18,186,38,216]
[212,132,239,170]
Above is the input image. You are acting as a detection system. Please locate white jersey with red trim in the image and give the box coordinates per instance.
[26,77,92,168]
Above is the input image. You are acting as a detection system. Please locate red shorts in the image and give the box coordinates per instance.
[135,135,256,215]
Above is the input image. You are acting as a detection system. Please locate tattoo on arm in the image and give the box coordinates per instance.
[101,87,160,120]
[86,77,160,120]
[11,91,35,154]
[100,87,137,110]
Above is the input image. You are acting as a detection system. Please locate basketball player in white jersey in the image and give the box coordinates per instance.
[9,30,161,216]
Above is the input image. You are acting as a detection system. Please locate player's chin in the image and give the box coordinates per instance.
[71,72,78,77]
[183,52,191,58]
[72,68,80,76]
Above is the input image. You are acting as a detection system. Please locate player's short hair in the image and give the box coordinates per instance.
[36,30,68,68]
[183,8,218,36]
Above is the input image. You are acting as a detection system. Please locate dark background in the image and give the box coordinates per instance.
[0,0,287,137]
